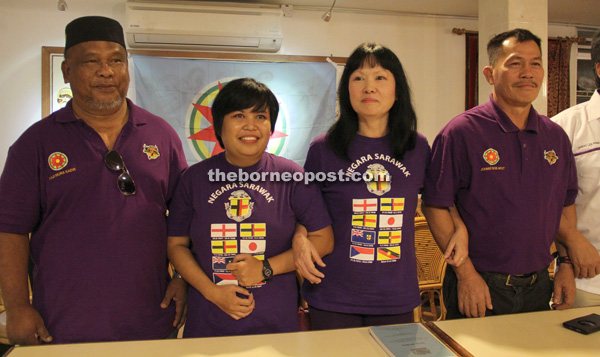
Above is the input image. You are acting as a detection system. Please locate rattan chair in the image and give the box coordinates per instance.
[0,288,7,345]
[414,217,447,321]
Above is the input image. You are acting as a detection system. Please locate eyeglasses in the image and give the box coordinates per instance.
[104,150,136,196]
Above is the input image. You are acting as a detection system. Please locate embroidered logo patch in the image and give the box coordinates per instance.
[143,144,160,160]
[544,150,558,165]
[48,152,68,171]
[483,148,500,166]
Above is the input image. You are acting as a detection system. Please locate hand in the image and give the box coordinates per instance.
[456,265,493,318]
[292,232,325,284]
[552,263,576,310]
[444,228,468,267]
[6,305,52,345]
[566,238,600,279]
[227,254,263,287]
[205,285,255,320]
[160,276,188,329]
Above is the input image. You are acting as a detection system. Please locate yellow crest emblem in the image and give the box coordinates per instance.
[143,144,160,160]
[544,150,558,165]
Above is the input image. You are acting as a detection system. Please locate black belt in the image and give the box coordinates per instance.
[480,268,546,287]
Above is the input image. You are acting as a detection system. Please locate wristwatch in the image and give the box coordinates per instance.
[557,255,573,265]
[262,259,273,283]
[172,268,183,280]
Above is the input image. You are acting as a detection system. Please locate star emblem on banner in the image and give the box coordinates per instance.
[187,81,288,158]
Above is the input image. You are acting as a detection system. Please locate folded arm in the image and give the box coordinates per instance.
[168,236,254,320]
[422,204,468,267]
[422,205,491,317]
[552,241,576,310]
[555,204,600,279]
[0,232,52,345]
[292,225,334,284]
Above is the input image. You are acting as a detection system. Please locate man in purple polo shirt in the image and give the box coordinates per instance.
[423,28,578,319]
[0,16,188,344]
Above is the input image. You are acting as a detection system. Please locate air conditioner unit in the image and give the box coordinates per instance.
[125,1,283,52]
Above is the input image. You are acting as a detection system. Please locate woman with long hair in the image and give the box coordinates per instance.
[294,43,465,329]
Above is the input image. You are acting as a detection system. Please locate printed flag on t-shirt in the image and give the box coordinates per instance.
[240,223,266,237]
[240,239,266,254]
[213,273,238,286]
[378,231,402,244]
[212,256,234,271]
[350,245,374,261]
[380,198,405,212]
[377,246,401,261]
[211,240,238,254]
[229,198,250,217]
[351,229,376,244]
[352,198,378,212]
[379,214,402,229]
[210,223,237,237]
[352,214,377,228]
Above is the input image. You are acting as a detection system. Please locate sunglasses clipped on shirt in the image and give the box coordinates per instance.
[104,150,136,196]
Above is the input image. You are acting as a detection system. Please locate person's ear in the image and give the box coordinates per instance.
[483,66,494,85]
[61,60,70,84]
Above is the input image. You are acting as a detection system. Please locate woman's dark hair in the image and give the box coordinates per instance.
[211,77,279,149]
[326,42,417,161]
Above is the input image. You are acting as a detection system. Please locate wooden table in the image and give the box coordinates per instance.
[4,326,389,357]
[5,307,600,356]
[430,306,600,357]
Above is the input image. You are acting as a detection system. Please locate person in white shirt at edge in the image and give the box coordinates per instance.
[551,30,600,307]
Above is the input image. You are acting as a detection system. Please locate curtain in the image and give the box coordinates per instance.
[547,38,573,117]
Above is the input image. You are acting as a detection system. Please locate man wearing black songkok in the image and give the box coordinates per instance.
[0,16,188,345]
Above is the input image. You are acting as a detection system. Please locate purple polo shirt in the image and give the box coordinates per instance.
[167,152,331,337]
[302,133,430,315]
[0,99,188,343]
[423,95,577,274]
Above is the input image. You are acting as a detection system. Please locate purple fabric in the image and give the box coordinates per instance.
[167,152,331,337]
[302,133,430,315]
[423,95,578,274]
[309,306,414,330]
[0,99,188,343]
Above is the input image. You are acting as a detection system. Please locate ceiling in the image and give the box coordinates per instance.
[185,0,600,27]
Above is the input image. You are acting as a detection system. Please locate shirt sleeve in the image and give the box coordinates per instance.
[295,144,332,232]
[165,129,189,204]
[0,132,43,234]
[422,128,463,208]
[167,167,194,237]
[303,138,326,190]
[562,134,578,207]
[291,178,332,233]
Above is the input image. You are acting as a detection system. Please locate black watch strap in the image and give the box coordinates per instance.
[557,255,573,265]
[262,259,273,282]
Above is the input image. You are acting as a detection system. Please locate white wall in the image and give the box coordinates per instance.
[0,0,577,170]
[282,9,478,146]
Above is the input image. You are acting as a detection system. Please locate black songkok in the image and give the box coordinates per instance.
[65,16,126,52]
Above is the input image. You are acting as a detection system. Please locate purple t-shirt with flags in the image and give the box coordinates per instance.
[423,96,578,274]
[0,100,188,343]
[302,133,431,315]
[168,152,331,337]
